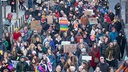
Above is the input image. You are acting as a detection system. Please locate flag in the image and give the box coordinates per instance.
[59,17,68,31]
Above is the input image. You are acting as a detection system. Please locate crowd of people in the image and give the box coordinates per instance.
[0,0,128,72]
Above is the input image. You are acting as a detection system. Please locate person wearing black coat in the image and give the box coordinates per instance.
[116,32,126,59]
[97,57,109,72]
[108,10,115,21]
[114,19,122,32]
[114,3,121,17]
[11,0,16,12]
[16,57,28,72]
[102,19,109,31]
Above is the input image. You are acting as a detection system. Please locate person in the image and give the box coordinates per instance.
[116,32,126,59]
[28,0,33,9]
[114,3,121,17]
[69,66,76,72]
[31,30,41,44]
[105,42,117,68]
[97,56,109,72]
[109,27,118,42]
[116,56,128,72]
[89,43,100,70]
[11,0,16,12]
[16,56,28,72]
[5,32,11,50]
[78,48,89,65]
[108,10,115,21]
[109,67,115,72]
[55,65,61,72]
[13,28,21,41]
[94,66,101,72]
[2,37,9,50]
[0,38,6,56]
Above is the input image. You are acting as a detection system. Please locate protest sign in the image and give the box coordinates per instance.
[31,20,42,33]
[61,41,70,45]
[84,9,93,16]
[63,44,77,53]
[47,15,53,24]
[59,17,69,31]
[82,56,92,61]
[89,18,98,25]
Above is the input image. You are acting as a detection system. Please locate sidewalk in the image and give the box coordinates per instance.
[2,5,25,33]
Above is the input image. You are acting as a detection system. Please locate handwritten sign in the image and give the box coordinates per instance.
[47,15,53,24]
[31,20,42,33]
[89,18,98,25]
[61,41,70,45]
[82,56,92,61]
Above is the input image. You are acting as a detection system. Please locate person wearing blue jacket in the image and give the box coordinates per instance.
[109,27,118,42]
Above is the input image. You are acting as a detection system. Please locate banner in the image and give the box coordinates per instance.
[89,18,98,25]
[63,44,77,53]
[31,20,42,33]
[59,17,69,31]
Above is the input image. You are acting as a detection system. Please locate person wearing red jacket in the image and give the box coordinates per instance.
[55,10,60,18]
[104,14,111,24]
[13,28,21,41]
[89,43,100,70]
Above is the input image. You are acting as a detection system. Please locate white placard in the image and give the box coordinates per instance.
[61,41,70,45]
[82,56,92,61]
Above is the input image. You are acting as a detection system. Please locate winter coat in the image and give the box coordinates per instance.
[108,12,115,21]
[0,43,6,55]
[89,48,100,67]
[80,16,88,26]
[114,21,122,32]
[105,46,116,61]
[109,31,118,42]
[113,44,120,59]
[78,52,89,65]
[96,33,104,40]
[13,32,21,41]
[102,22,109,31]
[104,14,111,24]
[16,61,28,72]
[97,62,109,72]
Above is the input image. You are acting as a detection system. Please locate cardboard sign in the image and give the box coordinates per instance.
[47,15,53,24]
[89,18,98,25]
[63,44,77,53]
[31,20,42,33]
[84,9,93,16]
[82,56,92,61]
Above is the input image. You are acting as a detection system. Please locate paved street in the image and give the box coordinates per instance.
[2,5,25,25]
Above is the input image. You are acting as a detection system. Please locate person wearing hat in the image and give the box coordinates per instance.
[97,56,109,72]
[31,29,41,44]
[16,56,28,72]
[116,56,128,72]
[13,28,21,41]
